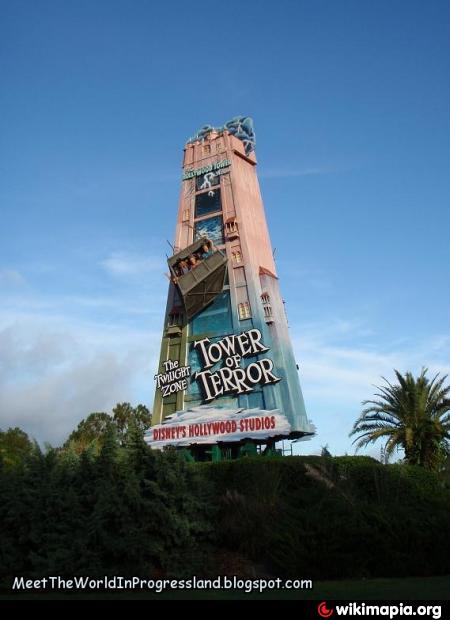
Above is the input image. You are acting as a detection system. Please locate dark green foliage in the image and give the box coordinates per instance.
[0,427,34,467]
[0,430,212,584]
[63,403,152,454]
[112,402,152,446]
[63,411,114,454]
[1,438,449,582]
[199,456,450,579]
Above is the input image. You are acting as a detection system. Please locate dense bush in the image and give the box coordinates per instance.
[0,429,213,584]
[199,456,450,579]
[1,444,449,582]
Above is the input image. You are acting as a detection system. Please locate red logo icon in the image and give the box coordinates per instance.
[318,602,334,618]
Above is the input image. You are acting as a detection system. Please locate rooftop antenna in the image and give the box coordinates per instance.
[166,240,175,253]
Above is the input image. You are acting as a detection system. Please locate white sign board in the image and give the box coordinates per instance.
[145,405,291,450]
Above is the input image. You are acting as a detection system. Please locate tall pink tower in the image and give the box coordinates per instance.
[146,117,314,457]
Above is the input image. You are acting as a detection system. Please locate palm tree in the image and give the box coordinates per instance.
[350,369,450,471]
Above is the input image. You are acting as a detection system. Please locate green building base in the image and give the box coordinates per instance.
[179,441,282,462]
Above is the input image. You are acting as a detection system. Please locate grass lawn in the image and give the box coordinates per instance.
[1,575,449,600]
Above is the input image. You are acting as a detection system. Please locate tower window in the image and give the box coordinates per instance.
[225,218,239,239]
[232,249,242,264]
[261,292,270,303]
[238,301,252,320]
[233,266,247,286]
[168,305,184,327]
[182,208,190,222]
[195,188,222,217]
[203,144,211,155]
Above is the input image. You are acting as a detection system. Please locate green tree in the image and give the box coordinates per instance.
[63,412,113,454]
[63,404,152,454]
[0,427,33,467]
[112,402,152,445]
[321,444,332,458]
[350,369,450,471]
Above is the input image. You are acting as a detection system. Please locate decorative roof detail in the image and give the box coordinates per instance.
[187,116,256,155]
[259,266,277,279]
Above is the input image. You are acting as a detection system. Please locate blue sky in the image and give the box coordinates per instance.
[1,0,449,456]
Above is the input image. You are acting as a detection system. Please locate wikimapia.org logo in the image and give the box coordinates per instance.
[317,602,442,620]
[318,602,334,617]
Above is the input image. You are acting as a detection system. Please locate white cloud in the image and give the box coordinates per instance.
[0,251,170,446]
[65,294,166,316]
[290,318,450,457]
[0,312,161,446]
[100,252,162,277]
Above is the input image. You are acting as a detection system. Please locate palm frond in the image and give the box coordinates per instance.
[350,368,450,470]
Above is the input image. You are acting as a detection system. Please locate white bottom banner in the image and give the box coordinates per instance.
[144,405,291,449]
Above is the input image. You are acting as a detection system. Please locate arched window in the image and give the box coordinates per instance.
[232,249,242,264]
[263,305,272,318]
[225,217,239,239]
[238,301,252,320]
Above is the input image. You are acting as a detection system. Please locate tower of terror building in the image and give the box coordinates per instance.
[146,117,314,454]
